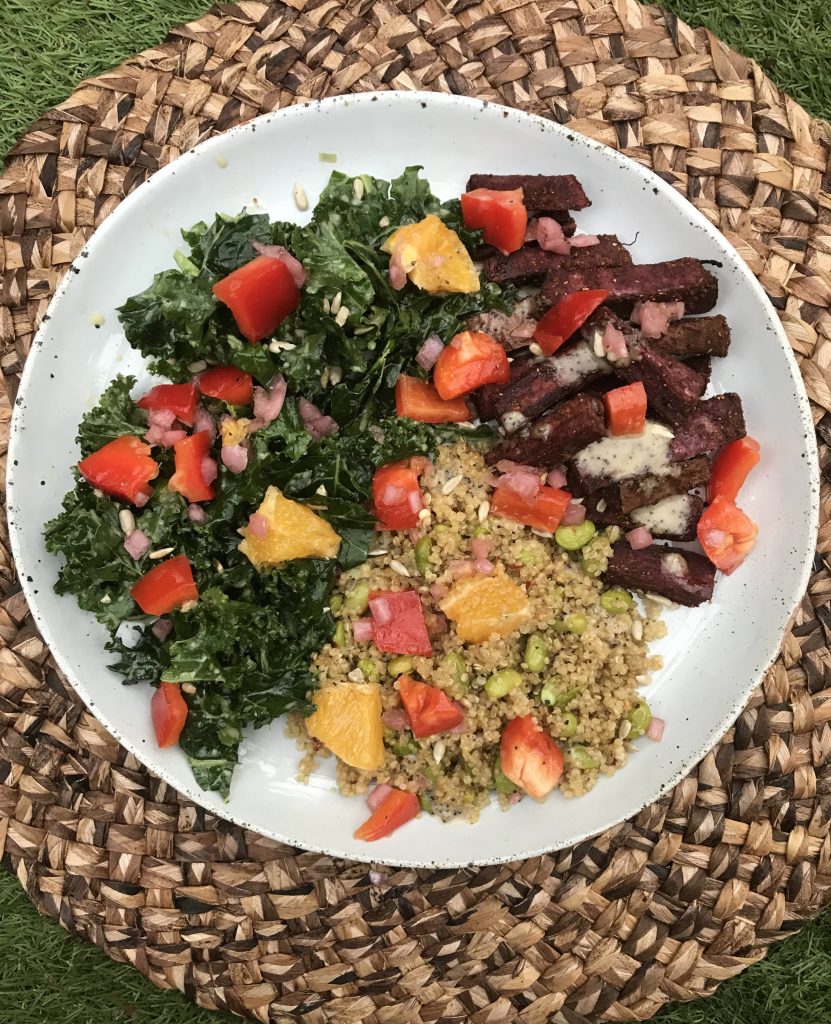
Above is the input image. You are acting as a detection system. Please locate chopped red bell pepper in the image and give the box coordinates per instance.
[131,555,198,616]
[369,590,432,656]
[491,485,571,533]
[354,787,420,841]
[500,716,564,799]
[697,496,758,575]
[212,255,300,344]
[198,366,254,406]
[136,381,200,426]
[460,187,528,254]
[397,674,465,739]
[169,431,215,503]
[604,382,647,437]
[534,289,610,356]
[372,463,424,530]
[395,374,471,424]
[432,331,510,401]
[151,682,189,748]
[77,435,159,506]
[709,436,761,503]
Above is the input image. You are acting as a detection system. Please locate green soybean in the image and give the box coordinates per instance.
[555,520,597,551]
[218,724,241,747]
[540,680,579,708]
[329,594,343,614]
[418,793,433,813]
[569,745,600,770]
[359,657,379,681]
[627,699,652,739]
[553,612,587,635]
[599,587,634,615]
[523,633,548,673]
[493,762,517,794]
[559,712,578,738]
[333,621,346,648]
[414,536,432,575]
[441,652,468,689]
[391,737,418,758]
[343,580,370,615]
[485,669,522,699]
[387,655,413,677]
[581,557,603,577]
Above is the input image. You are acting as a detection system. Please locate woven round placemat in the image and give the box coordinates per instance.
[2,2,831,1021]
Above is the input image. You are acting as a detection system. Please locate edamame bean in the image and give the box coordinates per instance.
[569,745,600,770]
[485,669,523,699]
[419,793,433,812]
[553,612,587,635]
[414,536,432,575]
[333,621,346,647]
[599,587,634,615]
[329,594,343,614]
[388,655,413,676]
[218,724,241,747]
[493,762,517,794]
[343,580,370,615]
[559,712,577,738]
[627,699,652,739]
[581,557,603,577]
[359,657,379,681]
[391,737,418,758]
[441,652,468,689]
[540,680,579,708]
[523,633,548,673]
[555,520,597,551]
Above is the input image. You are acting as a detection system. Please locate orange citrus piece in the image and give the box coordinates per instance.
[306,681,384,771]
[439,574,532,643]
[381,214,480,294]
[239,485,340,567]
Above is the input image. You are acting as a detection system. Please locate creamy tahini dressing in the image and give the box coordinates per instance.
[631,493,692,535]
[574,421,674,482]
[551,340,609,384]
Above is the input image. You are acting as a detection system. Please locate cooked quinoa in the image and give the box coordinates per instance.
[291,441,666,820]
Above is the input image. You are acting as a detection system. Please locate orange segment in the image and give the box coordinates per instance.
[306,682,384,771]
[439,574,532,643]
[381,214,480,294]
[239,486,341,567]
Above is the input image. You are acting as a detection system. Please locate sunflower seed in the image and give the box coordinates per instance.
[182,682,197,695]
[320,366,330,388]
[118,510,136,536]
[418,508,431,522]
[596,498,608,513]
[269,339,297,352]
[328,365,342,386]
[378,215,390,228]
[93,488,104,499]
[353,178,365,201]
[433,740,446,763]
[100,594,112,605]
[457,421,477,431]
[335,306,350,328]
[315,484,328,496]
[631,619,644,641]
[441,474,463,495]
[188,359,208,373]
[390,560,410,577]
[293,183,309,211]
[478,500,490,522]
[368,549,388,557]
[149,547,174,560]
[618,719,632,739]
[215,560,225,574]
[179,600,198,613]
[531,528,553,539]
[528,342,543,357]
[646,592,675,608]
[322,298,331,314]
[347,667,365,683]
[593,333,606,359]
[330,291,342,315]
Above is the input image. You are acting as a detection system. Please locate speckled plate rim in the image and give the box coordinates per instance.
[7,91,820,868]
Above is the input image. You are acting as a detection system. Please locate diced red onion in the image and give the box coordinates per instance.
[630,300,685,339]
[626,526,653,550]
[382,707,409,731]
[492,471,540,501]
[570,234,600,248]
[473,558,495,576]
[407,489,423,515]
[124,529,150,560]
[416,334,444,371]
[448,560,475,578]
[369,596,393,626]
[253,375,287,426]
[407,528,423,543]
[429,582,449,600]
[508,792,523,805]
[201,456,218,486]
[248,513,269,538]
[367,783,394,812]
[412,772,429,791]
[471,537,492,561]
[388,249,407,291]
[510,319,538,341]
[145,424,187,448]
[151,617,172,642]
[221,443,248,474]
[525,219,539,243]
[561,502,587,526]
[187,503,207,523]
[299,398,339,440]
[535,216,571,255]
[647,716,665,742]
[546,467,568,489]
[135,491,151,508]
[251,241,308,288]
[602,323,629,361]
[352,618,374,642]
[147,407,177,430]
[194,406,217,443]
[495,460,541,477]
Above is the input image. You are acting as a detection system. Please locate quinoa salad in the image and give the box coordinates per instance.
[45,166,759,843]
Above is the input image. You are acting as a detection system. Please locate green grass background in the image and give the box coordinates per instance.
[1,1,830,1022]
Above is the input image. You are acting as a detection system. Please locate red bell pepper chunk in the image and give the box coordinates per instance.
[354,787,420,841]
[433,331,510,401]
[136,381,200,426]
[460,187,528,254]
[198,366,254,406]
[500,716,564,799]
[395,374,471,424]
[533,289,611,356]
[77,435,159,506]
[369,590,432,656]
[709,437,761,503]
[397,674,465,739]
[491,485,571,533]
[372,463,424,530]
[151,682,189,749]
[697,496,758,575]
[212,255,300,344]
[131,555,198,615]
[604,382,647,437]
[169,431,215,503]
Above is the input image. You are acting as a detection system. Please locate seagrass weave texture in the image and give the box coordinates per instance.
[2,2,831,1021]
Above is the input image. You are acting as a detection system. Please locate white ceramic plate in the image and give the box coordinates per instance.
[8,92,819,867]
